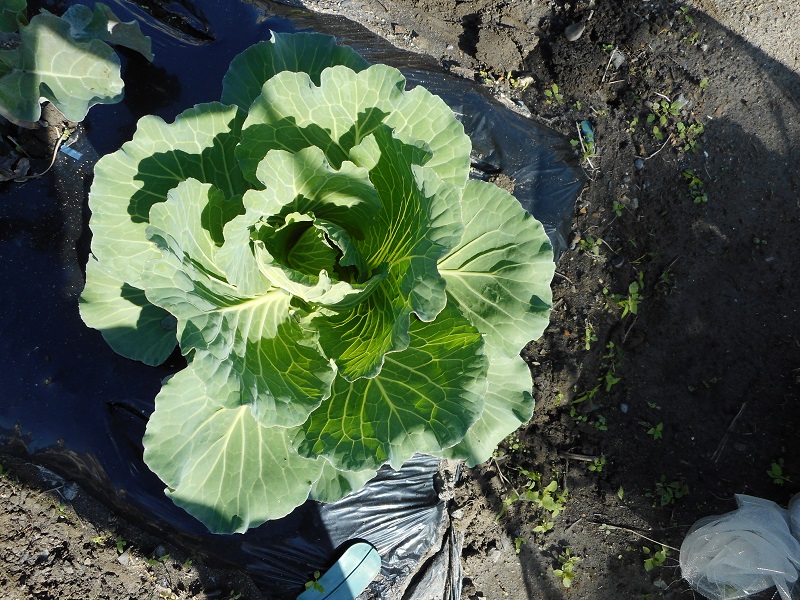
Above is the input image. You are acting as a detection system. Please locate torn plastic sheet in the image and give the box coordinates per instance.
[0,0,584,598]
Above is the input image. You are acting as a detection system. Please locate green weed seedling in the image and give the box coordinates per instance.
[145,553,171,567]
[505,72,532,91]
[544,83,564,105]
[768,459,791,486]
[514,537,527,554]
[656,268,676,295]
[579,234,604,259]
[569,383,600,423]
[115,535,127,555]
[533,516,555,534]
[0,463,9,478]
[498,468,568,521]
[304,572,325,593]
[682,169,709,203]
[606,272,644,318]
[604,369,621,392]
[643,546,669,571]
[647,476,689,507]
[588,456,606,472]
[569,404,589,423]
[592,415,608,431]
[553,548,580,588]
[647,422,663,440]
[677,121,704,152]
[584,321,598,350]
[648,98,683,126]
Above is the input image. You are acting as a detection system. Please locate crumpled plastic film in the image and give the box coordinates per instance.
[680,494,800,600]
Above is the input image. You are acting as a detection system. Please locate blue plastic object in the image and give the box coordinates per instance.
[297,542,381,600]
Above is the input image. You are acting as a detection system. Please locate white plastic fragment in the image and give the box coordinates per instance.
[680,493,800,600]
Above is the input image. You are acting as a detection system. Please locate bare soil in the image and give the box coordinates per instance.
[2,0,799,598]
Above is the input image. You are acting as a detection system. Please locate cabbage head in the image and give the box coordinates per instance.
[80,32,554,533]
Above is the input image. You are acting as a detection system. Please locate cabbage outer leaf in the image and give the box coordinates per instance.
[142,362,323,534]
[309,459,378,504]
[440,354,535,466]
[82,103,246,363]
[221,32,370,111]
[79,256,177,366]
[439,179,554,357]
[437,180,554,464]
[61,3,153,61]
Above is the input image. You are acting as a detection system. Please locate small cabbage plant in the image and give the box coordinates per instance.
[80,32,554,533]
[0,1,152,125]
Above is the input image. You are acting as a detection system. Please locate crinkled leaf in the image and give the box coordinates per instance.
[61,3,153,61]
[79,256,177,366]
[236,63,406,184]
[251,145,382,234]
[0,13,123,123]
[143,363,323,534]
[439,179,554,357]
[252,216,386,308]
[299,301,487,471]
[143,179,335,427]
[88,103,246,288]
[221,31,369,111]
[312,127,462,380]
[217,144,383,301]
[440,353,534,466]
[383,83,471,191]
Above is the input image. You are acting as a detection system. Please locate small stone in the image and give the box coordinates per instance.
[564,21,586,42]
[634,158,644,170]
[611,255,625,269]
[620,403,628,413]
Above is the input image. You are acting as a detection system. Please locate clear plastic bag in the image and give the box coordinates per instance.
[680,494,800,599]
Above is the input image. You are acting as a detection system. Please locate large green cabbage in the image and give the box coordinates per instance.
[80,32,554,533]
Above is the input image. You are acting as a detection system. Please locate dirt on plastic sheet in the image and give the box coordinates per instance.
[2,0,800,598]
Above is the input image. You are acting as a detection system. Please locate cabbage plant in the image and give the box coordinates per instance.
[80,32,554,533]
[0,2,152,125]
